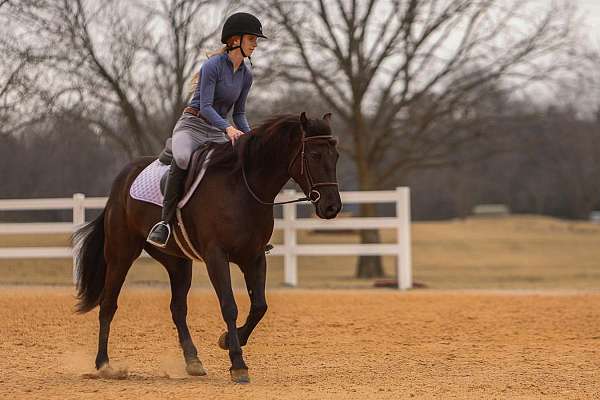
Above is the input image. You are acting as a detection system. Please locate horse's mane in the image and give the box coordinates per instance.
[208,114,302,172]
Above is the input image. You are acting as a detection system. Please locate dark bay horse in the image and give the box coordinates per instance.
[72,112,342,383]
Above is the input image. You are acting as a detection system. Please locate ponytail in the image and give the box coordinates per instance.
[205,44,228,59]
[187,72,200,99]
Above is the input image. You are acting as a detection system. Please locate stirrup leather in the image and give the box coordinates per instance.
[147,221,171,248]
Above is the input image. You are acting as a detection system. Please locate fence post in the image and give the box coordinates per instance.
[283,189,298,286]
[396,187,412,290]
[73,193,86,228]
[72,193,86,285]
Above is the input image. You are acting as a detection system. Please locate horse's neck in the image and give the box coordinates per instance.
[243,131,297,203]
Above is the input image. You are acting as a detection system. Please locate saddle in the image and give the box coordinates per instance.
[129,143,214,261]
[158,139,212,200]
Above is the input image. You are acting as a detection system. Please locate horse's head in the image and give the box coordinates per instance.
[289,112,342,219]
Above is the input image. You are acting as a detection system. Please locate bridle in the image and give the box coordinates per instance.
[242,124,339,206]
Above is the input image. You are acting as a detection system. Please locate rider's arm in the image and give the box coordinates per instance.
[198,61,231,132]
[232,71,253,133]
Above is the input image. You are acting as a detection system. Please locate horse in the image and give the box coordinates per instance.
[72,112,342,383]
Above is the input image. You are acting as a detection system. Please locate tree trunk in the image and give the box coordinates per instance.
[352,113,385,279]
[356,203,385,278]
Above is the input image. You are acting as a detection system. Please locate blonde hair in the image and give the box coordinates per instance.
[188,36,241,98]
[205,45,228,59]
[187,73,200,99]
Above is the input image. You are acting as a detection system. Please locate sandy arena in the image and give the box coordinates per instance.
[1,286,600,399]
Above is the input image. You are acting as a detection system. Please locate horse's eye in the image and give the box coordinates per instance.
[309,152,322,160]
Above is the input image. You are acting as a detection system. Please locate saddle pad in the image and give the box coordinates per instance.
[129,150,213,208]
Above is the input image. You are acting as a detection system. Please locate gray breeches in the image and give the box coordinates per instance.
[170,114,229,169]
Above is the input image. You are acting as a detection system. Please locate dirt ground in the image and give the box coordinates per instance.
[1,287,600,399]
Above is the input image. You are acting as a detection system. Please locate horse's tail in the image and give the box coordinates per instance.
[72,208,107,314]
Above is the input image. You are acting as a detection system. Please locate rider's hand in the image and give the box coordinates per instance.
[226,126,245,145]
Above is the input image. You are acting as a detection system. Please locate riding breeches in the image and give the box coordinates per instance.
[170,113,229,170]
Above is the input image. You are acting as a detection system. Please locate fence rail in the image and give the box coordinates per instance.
[0,188,412,289]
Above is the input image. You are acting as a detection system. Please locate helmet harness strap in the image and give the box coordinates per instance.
[226,33,253,66]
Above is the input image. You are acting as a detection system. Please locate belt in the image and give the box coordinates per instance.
[183,106,210,124]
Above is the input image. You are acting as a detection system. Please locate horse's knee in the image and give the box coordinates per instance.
[170,302,187,323]
[99,301,118,322]
[170,301,187,314]
[220,302,238,322]
[252,302,267,318]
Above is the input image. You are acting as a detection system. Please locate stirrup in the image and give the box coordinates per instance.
[146,221,171,248]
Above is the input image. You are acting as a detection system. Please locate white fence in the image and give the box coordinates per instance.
[0,188,412,289]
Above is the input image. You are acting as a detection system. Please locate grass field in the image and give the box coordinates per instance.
[1,215,600,289]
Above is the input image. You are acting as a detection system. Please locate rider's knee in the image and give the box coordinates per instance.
[173,150,191,170]
[171,134,192,169]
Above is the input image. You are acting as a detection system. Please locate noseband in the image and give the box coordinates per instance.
[242,124,339,206]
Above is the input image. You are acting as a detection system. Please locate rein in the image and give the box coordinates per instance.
[241,124,338,206]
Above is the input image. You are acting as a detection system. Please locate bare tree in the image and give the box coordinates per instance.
[255,0,580,277]
[0,32,41,138]
[6,0,235,157]
[0,57,24,137]
[532,106,600,219]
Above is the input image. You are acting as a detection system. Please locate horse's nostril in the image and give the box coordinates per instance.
[326,205,339,215]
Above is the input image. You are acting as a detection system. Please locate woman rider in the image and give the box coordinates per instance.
[147,12,267,247]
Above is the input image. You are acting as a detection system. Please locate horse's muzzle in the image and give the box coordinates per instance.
[315,190,342,219]
[322,203,341,219]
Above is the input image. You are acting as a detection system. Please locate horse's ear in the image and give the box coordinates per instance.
[300,112,308,126]
[322,113,332,122]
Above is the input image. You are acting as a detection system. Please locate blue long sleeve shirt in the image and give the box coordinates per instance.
[188,53,253,133]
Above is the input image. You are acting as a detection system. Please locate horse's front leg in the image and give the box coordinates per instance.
[205,246,249,383]
[218,252,267,349]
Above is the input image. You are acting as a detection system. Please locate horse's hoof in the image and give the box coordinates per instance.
[230,368,250,384]
[218,332,228,350]
[98,364,128,380]
[186,360,207,376]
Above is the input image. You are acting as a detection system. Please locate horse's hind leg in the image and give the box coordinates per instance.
[95,207,143,373]
[144,246,206,376]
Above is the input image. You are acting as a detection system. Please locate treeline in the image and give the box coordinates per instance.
[2,96,599,221]
[2,0,600,276]
[408,106,600,220]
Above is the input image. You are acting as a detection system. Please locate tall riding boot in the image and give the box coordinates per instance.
[147,160,187,247]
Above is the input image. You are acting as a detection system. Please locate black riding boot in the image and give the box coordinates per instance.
[147,160,187,247]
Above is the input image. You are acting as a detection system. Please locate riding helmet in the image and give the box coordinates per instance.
[221,12,267,44]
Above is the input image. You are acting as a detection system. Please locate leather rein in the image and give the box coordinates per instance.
[242,125,339,206]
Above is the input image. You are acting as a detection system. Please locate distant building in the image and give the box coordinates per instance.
[472,204,510,217]
[590,211,600,224]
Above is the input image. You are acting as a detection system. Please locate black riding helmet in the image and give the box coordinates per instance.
[221,12,267,65]
[221,12,267,43]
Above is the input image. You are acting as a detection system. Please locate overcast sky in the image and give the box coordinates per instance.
[549,0,600,40]
[577,0,600,31]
